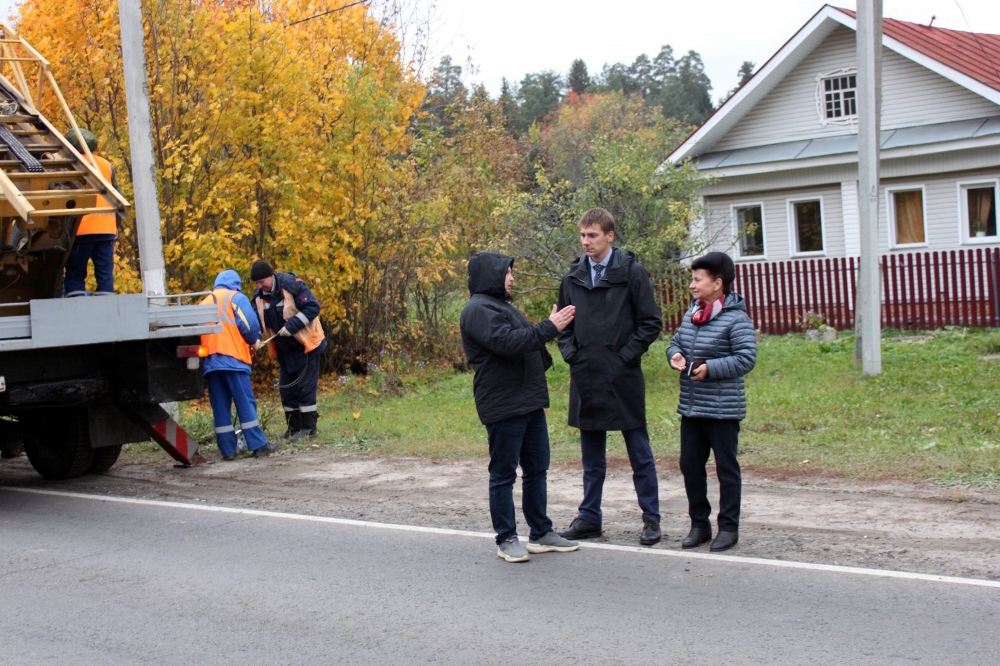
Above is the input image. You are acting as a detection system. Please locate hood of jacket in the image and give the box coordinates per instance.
[468,252,514,300]
[213,269,243,292]
[723,291,747,313]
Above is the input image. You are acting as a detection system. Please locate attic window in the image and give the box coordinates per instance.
[816,69,857,126]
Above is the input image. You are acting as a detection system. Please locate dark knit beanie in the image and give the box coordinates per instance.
[250,260,274,281]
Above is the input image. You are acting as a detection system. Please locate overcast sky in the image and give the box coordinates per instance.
[425,0,1000,100]
[2,1,1000,102]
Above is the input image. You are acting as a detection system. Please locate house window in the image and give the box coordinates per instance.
[960,182,998,240]
[888,187,926,246]
[823,74,856,119]
[790,199,824,254]
[735,204,764,258]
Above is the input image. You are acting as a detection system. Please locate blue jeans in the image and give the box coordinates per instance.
[578,426,660,525]
[206,370,269,457]
[485,409,553,544]
[64,237,115,295]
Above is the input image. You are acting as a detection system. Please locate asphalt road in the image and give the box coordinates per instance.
[1,488,998,665]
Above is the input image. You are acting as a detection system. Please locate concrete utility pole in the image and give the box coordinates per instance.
[855,0,883,375]
[118,0,166,297]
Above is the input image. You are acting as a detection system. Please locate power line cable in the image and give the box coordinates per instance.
[288,0,369,27]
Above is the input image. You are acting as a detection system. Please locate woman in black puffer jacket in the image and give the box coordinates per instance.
[666,252,756,553]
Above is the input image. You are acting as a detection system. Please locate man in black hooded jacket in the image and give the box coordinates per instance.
[460,252,580,563]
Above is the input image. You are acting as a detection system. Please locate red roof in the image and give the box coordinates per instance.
[837,7,1000,92]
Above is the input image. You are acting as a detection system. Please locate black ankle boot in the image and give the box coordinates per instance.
[281,410,301,439]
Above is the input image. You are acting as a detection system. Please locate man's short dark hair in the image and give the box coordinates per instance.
[691,251,737,294]
[579,208,616,235]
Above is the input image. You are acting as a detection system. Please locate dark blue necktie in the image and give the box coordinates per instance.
[593,263,604,284]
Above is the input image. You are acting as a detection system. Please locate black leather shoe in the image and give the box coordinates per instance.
[639,519,661,546]
[710,530,739,552]
[682,527,712,549]
[559,516,602,540]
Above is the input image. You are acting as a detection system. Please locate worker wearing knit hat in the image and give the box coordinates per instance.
[250,260,274,281]
[249,260,327,440]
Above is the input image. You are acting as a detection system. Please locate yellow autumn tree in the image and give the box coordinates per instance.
[13,0,423,334]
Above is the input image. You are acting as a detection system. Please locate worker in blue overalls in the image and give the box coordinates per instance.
[200,270,278,459]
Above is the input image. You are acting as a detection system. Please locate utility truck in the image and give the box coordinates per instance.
[0,21,216,478]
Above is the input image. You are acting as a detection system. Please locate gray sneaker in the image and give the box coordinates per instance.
[496,536,530,563]
[527,531,580,554]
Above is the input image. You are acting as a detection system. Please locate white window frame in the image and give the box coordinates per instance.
[886,184,928,249]
[731,202,767,261]
[815,68,858,127]
[786,196,826,258]
[956,179,1000,245]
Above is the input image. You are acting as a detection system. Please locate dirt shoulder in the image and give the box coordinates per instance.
[3,451,998,581]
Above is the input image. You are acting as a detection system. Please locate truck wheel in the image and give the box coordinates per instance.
[87,445,123,474]
[22,409,94,480]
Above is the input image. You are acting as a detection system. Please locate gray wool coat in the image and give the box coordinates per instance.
[665,292,757,420]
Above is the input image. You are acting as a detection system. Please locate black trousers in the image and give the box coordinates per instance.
[679,416,741,532]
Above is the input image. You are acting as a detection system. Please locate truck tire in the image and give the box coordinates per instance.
[87,445,123,474]
[22,408,94,480]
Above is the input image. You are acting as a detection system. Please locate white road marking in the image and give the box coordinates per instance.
[5,486,999,589]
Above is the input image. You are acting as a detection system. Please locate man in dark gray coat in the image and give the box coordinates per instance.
[555,208,664,546]
[460,252,580,563]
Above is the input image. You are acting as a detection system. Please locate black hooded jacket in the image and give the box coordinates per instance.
[460,252,559,425]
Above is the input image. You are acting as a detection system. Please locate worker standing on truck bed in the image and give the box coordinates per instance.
[250,260,327,440]
[201,270,279,459]
[63,128,116,296]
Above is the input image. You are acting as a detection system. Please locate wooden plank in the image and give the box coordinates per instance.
[779,261,790,335]
[906,253,916,328]
[4,170,85,179]
[0,166,34,219]
[0,192,97,220]
[958,250,970,327]
[794,259,805,331]
[889,254,901,329]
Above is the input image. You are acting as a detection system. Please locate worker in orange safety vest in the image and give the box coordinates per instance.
[200,270,279,459]
[64,128,117,296]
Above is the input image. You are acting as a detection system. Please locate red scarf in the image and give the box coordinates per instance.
[691,298,723,325]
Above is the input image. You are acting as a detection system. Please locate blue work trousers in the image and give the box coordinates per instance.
[578,426,660,525]
[485,409,553,544]
[64,237,115,295]
[206,370,268,457]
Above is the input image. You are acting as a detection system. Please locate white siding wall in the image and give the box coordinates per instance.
[702,167,1000,261]
[712,26,999,152]
[704,185,844,262]
[880,168,1000,254]
[841,180,860,256]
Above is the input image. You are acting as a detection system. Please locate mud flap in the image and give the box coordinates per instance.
[121,404,206,467]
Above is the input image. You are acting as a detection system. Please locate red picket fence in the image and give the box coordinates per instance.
[659,248,1000,334]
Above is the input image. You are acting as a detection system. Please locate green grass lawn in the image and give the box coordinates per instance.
[179,328,1000,487]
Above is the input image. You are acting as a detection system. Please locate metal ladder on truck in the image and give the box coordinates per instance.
[0,21,220,476]
[0,20,130,305]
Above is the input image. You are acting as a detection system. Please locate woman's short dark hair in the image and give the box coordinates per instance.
[691,251,736,293]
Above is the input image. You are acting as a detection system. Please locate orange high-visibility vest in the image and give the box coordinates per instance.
[200,288,252,364]
[77,154,117,236]
[254,288,326,355]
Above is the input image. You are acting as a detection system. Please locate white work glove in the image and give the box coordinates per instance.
[253,339,267,351]
[278,327,291,337]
